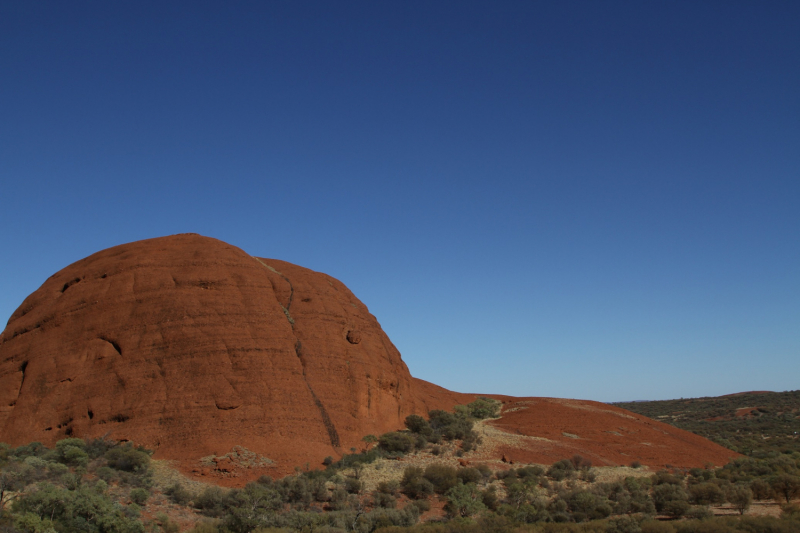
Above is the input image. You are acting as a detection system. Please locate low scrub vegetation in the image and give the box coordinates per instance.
[614,390,800,456]
[2,396,799,533]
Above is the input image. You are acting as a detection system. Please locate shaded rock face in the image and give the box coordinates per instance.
[0,234,461,477]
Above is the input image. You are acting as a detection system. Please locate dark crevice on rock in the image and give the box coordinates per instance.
[293,337,341,448]
[100,337,122,356]
[61,277,82,293]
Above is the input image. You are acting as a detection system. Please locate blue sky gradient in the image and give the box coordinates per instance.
[1,1,798,401]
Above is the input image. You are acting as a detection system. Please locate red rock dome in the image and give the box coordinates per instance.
[0,234,464,478]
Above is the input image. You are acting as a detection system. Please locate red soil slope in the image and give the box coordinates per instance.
[486,397,739,469]
[0,234,738,482]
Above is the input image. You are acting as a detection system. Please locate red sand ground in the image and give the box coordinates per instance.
[0,234,739,484]
[485,397,739,469]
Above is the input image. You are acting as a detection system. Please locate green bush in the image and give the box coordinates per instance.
[465,398,501,419]
[457,467,482,485]
[129,488,149,505]
[378,432,416,454]
[54,438,89,467]
[373,491,396,508]
[688,482,725,505]
[405,415,433,436]
[105,446,150,473]
[547,459,575,481]
[194,486,228,517]
[424,464,458,494]
[401,467,434,499]
[444,483,486,518]
[165,483,192,505]
[653,483,689,517]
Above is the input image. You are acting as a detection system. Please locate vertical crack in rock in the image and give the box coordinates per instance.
[253,258,295,325]
[19,361,28,388]
[292,335,341,448]
[254,255,342,449]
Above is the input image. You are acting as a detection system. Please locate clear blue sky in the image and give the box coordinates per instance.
[1,1,798,402]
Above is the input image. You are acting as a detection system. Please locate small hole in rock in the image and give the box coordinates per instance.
[88,409,94,420]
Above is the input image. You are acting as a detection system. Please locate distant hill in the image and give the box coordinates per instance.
[614,390,800,456]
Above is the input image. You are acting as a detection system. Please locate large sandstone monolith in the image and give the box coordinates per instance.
[0,234,465,478]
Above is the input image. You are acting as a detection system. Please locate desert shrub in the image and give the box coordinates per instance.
[378,432,416,454]
[457,467,482,485]
[165,483,192,505]
[373,491,396,508]
[12,442,47,460]
[405,415,433,436]
[606,515,644,533]
[411,499,431,513]
[13,482,145,533]
[727,484,752,515]
[547,459,575,481]
[640,520,675,533]
[61,472,81,490]
[428,410,474,441]
[460,431,480,452]
[652,470,684,486]
[561,489,612,522]
[156,513,179,533]
[105,446,150,473]
[517,466,543,479]
[684,505,713,520]
[465,397,502,419]
[495,468,517,481]
[223,484,284,532]
[377,480,399,495]
[401,467,434,499]
[424,464,458,494]
[430,445,442,456]
[631,461,642,469]
[54,438,89,467]
[444,483,486,518]
[481,486,499,511]
[770,473,800,503]
[94,466,118,484]
[129,487,149,505]
[750,478,772,500]
[84,438,116,459]
[688,482,725,505]
[653,483,690,518]
[570,454,592,470]
[344,477,363,495]
[194,486,228,517]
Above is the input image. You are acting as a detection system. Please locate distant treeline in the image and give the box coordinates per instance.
[614,390,800,456]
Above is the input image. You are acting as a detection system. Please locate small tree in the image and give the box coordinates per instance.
[770,474,800,504]
[728,484,752,515]
[361,434,378,450]
[445,483,486,518]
